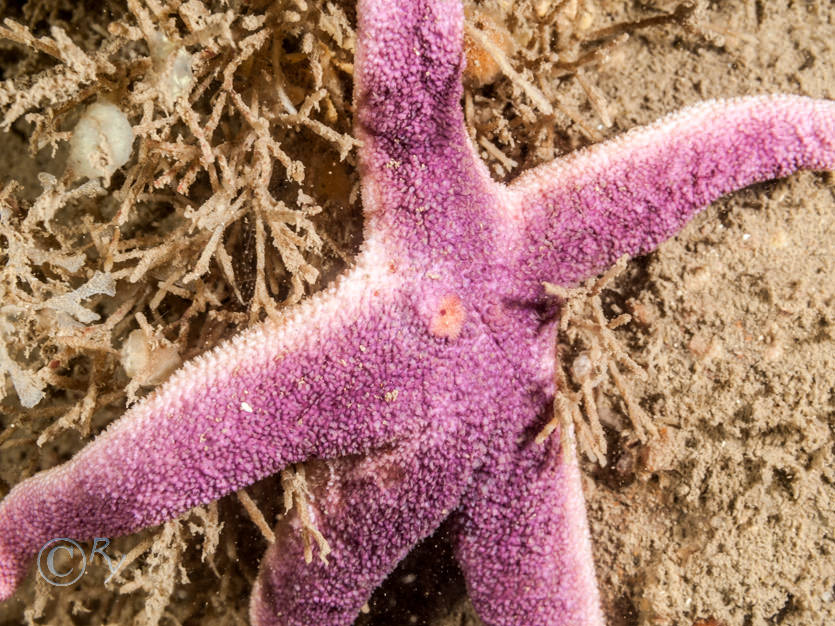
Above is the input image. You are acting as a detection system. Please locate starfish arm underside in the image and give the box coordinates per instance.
[452,430,604,626]
[249,425,479,626]
[507,95,835,290]
[0,255,438,601]
[355,0,500,256]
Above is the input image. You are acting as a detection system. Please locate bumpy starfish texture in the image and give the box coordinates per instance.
[1,1,833,624]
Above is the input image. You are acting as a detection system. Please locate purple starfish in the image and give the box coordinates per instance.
[1,1,833,624]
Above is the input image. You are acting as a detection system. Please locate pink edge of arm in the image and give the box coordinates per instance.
[453,427,604,626]
[354,0,502,267]
[0,250,432,600]
[508,95,835,289]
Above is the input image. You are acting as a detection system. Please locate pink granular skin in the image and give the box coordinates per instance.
[1,1,833,624]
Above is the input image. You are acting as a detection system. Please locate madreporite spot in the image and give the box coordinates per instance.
[429,293,465,340]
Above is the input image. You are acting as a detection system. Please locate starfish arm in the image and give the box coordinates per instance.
[355,0,465,151]
[0,251,435,601]
[249,426,477,626]
[507,95,835,289]
[452,430,604,626]
[355,0,499,257]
